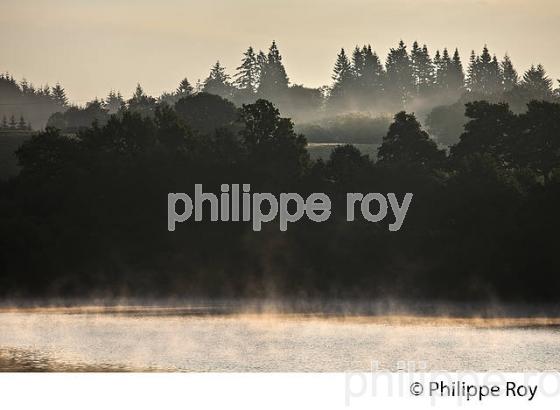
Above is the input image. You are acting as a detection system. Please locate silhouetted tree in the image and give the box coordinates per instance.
[177,78,194,96]
[467,46,502,94]
[128,84,157,116]
[378,111,445,169]
[174,93,237,135]
[160,78,195,106]
[51,83,68,107]
[435,48,453,91]
[203,61,232,98]
[17,115,26,130]
[385,41,414,108]
[520,64,554,99]
[328,48,354,112]
[504,64,554,112]
[451,101,515,165]
[352,46,365,79]
[466,50,478,92]
[104,90,125,114]
[501,55,518,91]
[240,99,309,187]
[411,42,435,97]
[257,41,289,100]
[234,47,259,94]
[449,49,465,94]
[359,45,385,106]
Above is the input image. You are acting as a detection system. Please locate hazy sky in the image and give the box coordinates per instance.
[1,0,559,104]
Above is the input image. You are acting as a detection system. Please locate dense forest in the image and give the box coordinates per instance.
[1,40,560,302]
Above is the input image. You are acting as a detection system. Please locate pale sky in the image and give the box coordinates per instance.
[1,0,559,104]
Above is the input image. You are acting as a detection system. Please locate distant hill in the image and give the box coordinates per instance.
[0,74,67,130]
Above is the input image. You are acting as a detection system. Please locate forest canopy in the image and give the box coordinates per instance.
[1,94,560,302]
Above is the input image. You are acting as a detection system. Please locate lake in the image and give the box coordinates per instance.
[1,305,559,372]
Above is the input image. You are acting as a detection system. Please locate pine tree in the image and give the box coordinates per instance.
[105,90,125,114]
[410,41,422,86]
[410,42,421,94]
[500,54,518,91]
[520,64,553,99]
[352,46,365,79]
[467,46,501,94]
[9,115,17,129]
[256,51,267,78]
[385,40,414,107]
[479,46,500,94]
[128,83,157,115]
[360,45,385,104]
[177,78,194,96]
[433,50,442,82]
[328,48,354,110]
[257,41,289,99]
[234,47,259,94]
[1,115,7,129]
[411,42,435,97]
[333,48,353,82]
[449,48,465,93]
[436,48,453,90]
[52,83,68,106]
[479,45,492,66]
[132,84,145,101]
[410,41,435,96]
[203,61,232,98]
[466,50,478,92]
[18,115,26,130]
[490,55,503,92]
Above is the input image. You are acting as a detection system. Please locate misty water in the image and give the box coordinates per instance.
[1,305,560,372]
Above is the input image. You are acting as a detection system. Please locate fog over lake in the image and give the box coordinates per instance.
[1,304,560,372]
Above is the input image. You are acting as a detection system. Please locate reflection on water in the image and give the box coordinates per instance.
[1,307,560,372]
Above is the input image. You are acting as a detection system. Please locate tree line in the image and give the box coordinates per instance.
[4,40,558,151]
[0,73,68,129]
[17,40,553,147]
[190,41,557,114]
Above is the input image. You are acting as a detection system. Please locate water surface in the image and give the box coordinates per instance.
[1,307,559,372]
